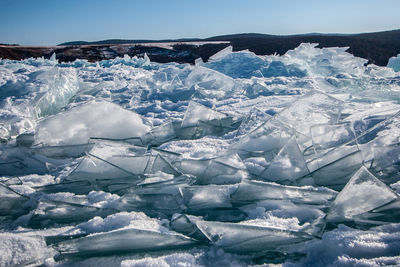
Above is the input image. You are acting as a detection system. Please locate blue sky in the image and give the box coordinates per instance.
[0,0,399,46]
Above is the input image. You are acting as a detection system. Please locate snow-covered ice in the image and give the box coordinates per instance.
[1,44,400,266]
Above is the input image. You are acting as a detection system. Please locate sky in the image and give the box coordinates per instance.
[0,0,399,46]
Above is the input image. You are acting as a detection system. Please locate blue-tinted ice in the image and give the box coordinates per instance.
[1,43,400,266]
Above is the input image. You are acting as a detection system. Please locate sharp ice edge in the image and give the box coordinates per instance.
[1,43,400,266]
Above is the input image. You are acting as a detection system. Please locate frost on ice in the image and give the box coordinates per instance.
[1,43,400,266]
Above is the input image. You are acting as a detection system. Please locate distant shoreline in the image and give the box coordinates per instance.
[1,29,400,66]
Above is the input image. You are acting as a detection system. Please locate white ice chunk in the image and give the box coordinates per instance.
[205,50,268,79]
[283,43,367,77]
[209,45,233,61]
[35,100,150,146]
[0,183,29,216]
[236,107,272,137]
[33,67,79,118]
[56,228,196,256]
[181,101,228,128]
[175,154,248,185]
[327,166,398,222]
[230,117,294,161]
[180,185,232,211]
[387,53,400,72]
[231,180,337,206]
[196,220,313,253]
[185,66,238,98]
[275,91,344,138]
[195,57,204,66]
[261,136,309,182]
[311,122,356,154]
[49,52,57,62]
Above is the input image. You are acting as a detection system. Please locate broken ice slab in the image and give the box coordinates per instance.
[89,136,146,147]
[388,53,400,72]
[33,67,79,118]
[196,118,242,137]
[0,147,71,176]
[31,143,95,158]
[327,166,398,223]
[65,141,160,179]
[355,111,400,183]
[184,66,239,99]
[175,119,241,140]
[179,185,233,213]
[306,112,400,188]
[356,110,400,148]
[199,156,248,185]
[145,154,182,177]
[170,214,210,242]
[365,142,400,184]
[282,43,367,77]
[28,199,116,228]
[310,122,357,154]
[0,182,29,217]
[174,154,249,185]
[230,117,294,161]
[118,193,184,216]
[150,147,182,163]
[34,180,95,195]
[208,45,233,61]
[204,49,269,79]
[260,61,307,78]
[235,107,272,137]
[142,121,176,146]
[260,136,310,183]
[35,100,150,146]
[55,228,197,256]
[66,153,140,182]
[306,110,400,186]
[307,144,363,190]
[88,140,181,177]
[115,175,194,214]
[345,108,400,138]
[130,175,196,195]
[177,101,241,139]
[240,200,326,236]
[275,91,344,138]
[65,160,142,193]
[37,175,182,196]
[88,139,147,158]
[230,180,337,206]
[180,101,229,128]
[355,198,400,224]
[196,220,313,253]
[65,152,182,193]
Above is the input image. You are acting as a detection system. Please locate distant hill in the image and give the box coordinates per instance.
[59,38,202,46]
[1,29,400,66]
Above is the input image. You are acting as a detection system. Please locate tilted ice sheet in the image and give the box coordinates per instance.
[327,166,398,222]
[388,53,400,72]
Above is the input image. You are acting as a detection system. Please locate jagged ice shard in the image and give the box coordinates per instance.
[1,43,400,266]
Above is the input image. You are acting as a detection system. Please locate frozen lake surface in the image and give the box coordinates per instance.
[1,44,400,266]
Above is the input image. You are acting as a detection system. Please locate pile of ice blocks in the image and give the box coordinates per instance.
[1,44,400,266]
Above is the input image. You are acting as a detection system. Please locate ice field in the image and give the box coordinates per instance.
[1,44,400,266]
